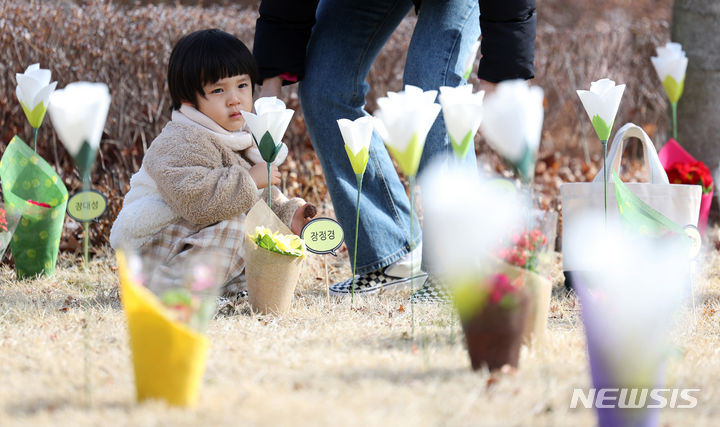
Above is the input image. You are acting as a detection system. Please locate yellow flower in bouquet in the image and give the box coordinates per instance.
[250,226,305,257]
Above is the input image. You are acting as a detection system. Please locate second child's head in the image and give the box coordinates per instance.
[168,29,257,132]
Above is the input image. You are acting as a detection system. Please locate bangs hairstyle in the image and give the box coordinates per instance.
[168,28,258,110]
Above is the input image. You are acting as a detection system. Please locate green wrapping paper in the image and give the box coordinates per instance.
[0,136,68,278]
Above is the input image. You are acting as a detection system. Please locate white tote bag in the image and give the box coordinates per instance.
[561,123,701,273]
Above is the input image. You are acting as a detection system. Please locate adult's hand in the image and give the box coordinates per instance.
[259,76,283,99]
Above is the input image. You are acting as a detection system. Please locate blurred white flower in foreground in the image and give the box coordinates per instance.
[420,158,523,281]
[48,82,111,157]
[481,79,543,180]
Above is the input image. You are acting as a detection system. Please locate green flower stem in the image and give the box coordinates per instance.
[409,174,416,340]
[266,162,272,208]
[601,139,608,226]
[351,173,363,304]
[81,174,92,407]
[671,102,678,141]
[82,174,91,271]
[33,127,38,153]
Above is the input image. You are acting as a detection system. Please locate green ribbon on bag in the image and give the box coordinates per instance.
[0,136,68,278]
[613,171,684,236]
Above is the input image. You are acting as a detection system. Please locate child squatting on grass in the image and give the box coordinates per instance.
[110,28,316,295]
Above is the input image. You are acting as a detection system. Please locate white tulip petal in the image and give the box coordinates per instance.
[374,85,440,153]
[481,80,543,162]
[439,84,485,144]
[240,97,294,149]
[577,79,625,131]
[32,81,57,109]
[337,116,374,156]
[48,82,111,155]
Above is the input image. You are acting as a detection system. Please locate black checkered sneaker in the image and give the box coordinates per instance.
[409,275,451,303]
[329,267,427,296]
[216,289,248,315]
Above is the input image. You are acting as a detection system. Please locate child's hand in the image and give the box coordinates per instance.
[250,163,281,189]
[291,203,317,236]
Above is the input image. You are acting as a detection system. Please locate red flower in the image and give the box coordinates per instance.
[0,209,7,233]
[489,273,517,304]
[666,160,713,194]
[497,228,548,272]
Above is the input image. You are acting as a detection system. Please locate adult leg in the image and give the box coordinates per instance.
[404,0,481,301]
[299,0,420,277]
[404,0,481,170]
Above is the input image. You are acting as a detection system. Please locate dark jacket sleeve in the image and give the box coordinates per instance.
[477,0,536,82]
[253,0,319,85]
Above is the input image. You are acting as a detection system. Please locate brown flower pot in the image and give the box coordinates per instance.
[497,262,552,345]
[460,292,529,371]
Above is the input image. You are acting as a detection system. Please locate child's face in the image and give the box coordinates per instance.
[195,74,253,132]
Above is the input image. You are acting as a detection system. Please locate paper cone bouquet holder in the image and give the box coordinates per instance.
[244,200,305,315]
[117,251,212,407]
[0,136,68,278]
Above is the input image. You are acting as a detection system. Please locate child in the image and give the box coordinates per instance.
[110,28,315,294]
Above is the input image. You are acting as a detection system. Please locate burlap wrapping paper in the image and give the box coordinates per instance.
[116,251,210,407]
[0,136,68,278]
[244,200,305,315]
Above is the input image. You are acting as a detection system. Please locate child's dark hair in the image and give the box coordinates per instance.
[168,29,258,110]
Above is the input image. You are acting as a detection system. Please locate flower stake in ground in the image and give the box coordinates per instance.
[48,82,111,266]
[652,42,687,140]
[241,97,294,208]
[337,116,374,303]
[15,64,57,152]
[438,84,484,159]
[576,78,625,223]
[374,85,441,338]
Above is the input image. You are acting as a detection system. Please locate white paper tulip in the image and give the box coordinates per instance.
[438,84,484,158]
[241,97,294,164]
[462,40,481,80]
[480,79,544,179]
[421,158,522,281]
[48,82,111,158]
[338,116,374,175]
[576,78,625,141]
[16,63,57,129]
[651,42,688,104]
[374,85,441,176]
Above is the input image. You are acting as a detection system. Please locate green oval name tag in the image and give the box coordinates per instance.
[301,217,344,256]
[67,190,107,222]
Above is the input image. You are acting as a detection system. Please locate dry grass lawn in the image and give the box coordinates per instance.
[1,238,720,426]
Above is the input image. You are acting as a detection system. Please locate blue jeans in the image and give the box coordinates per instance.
[299,0,480,275]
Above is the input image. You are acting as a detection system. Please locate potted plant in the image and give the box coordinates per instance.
[244,201,306,315]
[454,273,529,371]
[496,224,554,345]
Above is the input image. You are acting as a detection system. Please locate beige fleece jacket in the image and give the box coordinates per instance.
[109,114,305,250]
[143,121,303,227]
